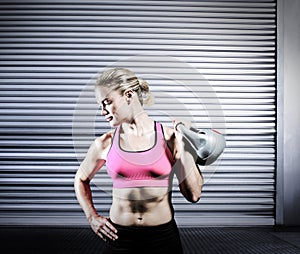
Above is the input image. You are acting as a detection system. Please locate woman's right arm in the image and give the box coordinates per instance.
[74,132,118,241]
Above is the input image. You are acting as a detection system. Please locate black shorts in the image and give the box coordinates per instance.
[102,218,184,254]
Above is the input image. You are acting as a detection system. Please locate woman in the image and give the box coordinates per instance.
[74,68,203,254]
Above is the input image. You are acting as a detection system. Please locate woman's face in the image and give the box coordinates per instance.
[95,86,130,127]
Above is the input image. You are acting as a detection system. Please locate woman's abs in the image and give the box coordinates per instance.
[109,187,173,226]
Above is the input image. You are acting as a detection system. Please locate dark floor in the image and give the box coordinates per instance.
[0,226,300,254]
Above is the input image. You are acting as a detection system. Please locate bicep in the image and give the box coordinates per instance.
[77,140,106,181]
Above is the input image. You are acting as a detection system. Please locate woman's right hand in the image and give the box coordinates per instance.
[89,215,118,241]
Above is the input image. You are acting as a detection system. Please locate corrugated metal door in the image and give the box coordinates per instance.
[0,0,276,226]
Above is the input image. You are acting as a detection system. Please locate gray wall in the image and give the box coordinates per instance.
[277,0,300,226]
[0,0,276,227]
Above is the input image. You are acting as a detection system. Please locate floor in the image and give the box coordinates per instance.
[0,226,299,254]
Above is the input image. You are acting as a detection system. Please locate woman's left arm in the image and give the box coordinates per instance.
[172,121,203,203]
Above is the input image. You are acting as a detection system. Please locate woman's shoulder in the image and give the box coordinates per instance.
[160,123,175,142]
[94,129,115,151]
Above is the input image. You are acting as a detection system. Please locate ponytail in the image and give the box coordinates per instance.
[138,78,155,106]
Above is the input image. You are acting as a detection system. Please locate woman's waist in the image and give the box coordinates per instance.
[109,209,173,226]
[108,217,176,232]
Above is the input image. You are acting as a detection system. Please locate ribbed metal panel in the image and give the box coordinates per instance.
[0,0,276,226]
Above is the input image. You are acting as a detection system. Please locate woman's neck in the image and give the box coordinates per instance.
[122,111,153,136]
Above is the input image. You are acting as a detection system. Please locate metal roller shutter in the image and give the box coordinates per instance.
[0,0,276,226]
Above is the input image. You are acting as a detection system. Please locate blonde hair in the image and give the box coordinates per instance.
[95,67,154,106]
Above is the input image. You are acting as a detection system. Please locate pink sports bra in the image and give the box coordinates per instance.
[106,122,175,188]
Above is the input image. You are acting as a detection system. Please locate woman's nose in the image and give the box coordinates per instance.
[100,107,108,116]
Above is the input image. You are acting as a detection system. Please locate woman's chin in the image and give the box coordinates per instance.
[109,120,120,127]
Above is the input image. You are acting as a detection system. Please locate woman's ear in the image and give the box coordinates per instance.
[124,90,134,98]
[124,90,134,105]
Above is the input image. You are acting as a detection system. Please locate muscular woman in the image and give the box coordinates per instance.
[74,67,203,254]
